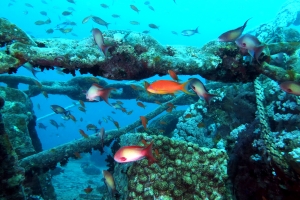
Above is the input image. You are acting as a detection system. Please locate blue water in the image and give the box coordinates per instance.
[0,0,286,150]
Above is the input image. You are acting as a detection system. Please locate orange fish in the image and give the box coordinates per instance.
[147,80,194,95]
[140,116,148,129]
[79,129,89,138]
[137,102,146,109]
[197,122,205,128]
[141,139,148,146]
[113,120,120,130]
[102,170,118,196]
[189,78,216,104]
[168,69,179,82]
[84,186,93,194]
[154,149,160,158]
[159,120,167,125]
[184,114,192,118]
[74,152,82,159]
[166,107,173,113]
[280,81,300,95]
[167,102,176,109]
[154,100,161,105]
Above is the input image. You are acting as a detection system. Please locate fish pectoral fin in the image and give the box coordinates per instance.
[120,157,127,161]
[93,96,100,101]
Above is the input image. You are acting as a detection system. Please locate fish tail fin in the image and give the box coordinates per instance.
[180,80,196,95]
[195,26,199,33]
[32,69,41,79]
[254,45,264,64]
[98,88,115,106]
[243,17,252,29]
[105,23,110,29]
[144,141,157,165]
[203,93,217,105]
[101,45,111,56]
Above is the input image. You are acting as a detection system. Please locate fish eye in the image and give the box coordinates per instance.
[242,43,246,47]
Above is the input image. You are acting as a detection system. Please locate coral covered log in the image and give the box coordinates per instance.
[0,75,200,105]
[2,17,300,83]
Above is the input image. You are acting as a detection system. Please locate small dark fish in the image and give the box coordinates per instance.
[71,33,78,37]
[51,105,68,115]
[38,123,47,130]
[69,22,77,26]
[62,11,72,16]
[41,0,47,4]
[171,31,178,35]
[79,100,85,107]
[59,123,65,128]
[67,0,75,4]
[142,30,150,34]
[148,5,154,11]
[82,15,92,24]
[35,20,45,25]
[59,28,73,33]
[98,120,102,125]
[68,7,75,11]
[144,1,150,5]
[182,27,199,36]
[112,14,120,18]
[130,5,140,13]
[87,124,99,132]
[218,18,251,42]
[130,21,140,25]
[25,3,34,8]
[23,11,28,15]
[80,117,83,122]
[37,103,41,110]
[100,3,109,8]
[50,167,64,177]
[78,106,86,113]
[50,119,59,129]
[149,23,159,29]
[271,53,286,66]
[46,28,54,34]
[92,16,110,29]
[40,11,47,16]
[42,91,48,98]
[44,18,51,24]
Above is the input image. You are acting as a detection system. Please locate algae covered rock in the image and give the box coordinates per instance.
[114,133,230,199]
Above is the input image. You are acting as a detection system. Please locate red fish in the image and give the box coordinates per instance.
[114,141,157,165]
[235,34,264,63]
[147,80,194,95]
[92,28,111,56]
[218,18,251,42]
[280,81,300,95]
[86,83,115,106]
[140,116,147,129]
[168,69,179,82]
[189,78,216,104]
